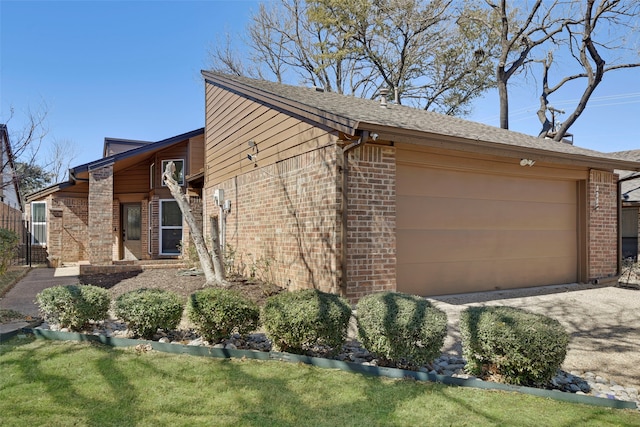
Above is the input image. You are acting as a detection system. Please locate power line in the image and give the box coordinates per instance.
[475,92,640,123]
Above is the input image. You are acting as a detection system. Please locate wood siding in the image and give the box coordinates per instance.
[396,144,586,296]
[204,83,339,185]
[188,133,205,177]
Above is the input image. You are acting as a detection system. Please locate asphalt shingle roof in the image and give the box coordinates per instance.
[202,70,638,168]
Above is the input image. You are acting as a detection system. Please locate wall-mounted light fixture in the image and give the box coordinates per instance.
[247,140,259,167]
[520,158,535,167]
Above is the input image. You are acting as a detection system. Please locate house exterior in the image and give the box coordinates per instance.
[201,71,640,301]
[24,129,204,270]
[0,124,23,234]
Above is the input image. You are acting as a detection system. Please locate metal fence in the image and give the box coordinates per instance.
[0,208,45,267]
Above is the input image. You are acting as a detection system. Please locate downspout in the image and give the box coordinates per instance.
[340,130,369,297]
[617,173,640,276]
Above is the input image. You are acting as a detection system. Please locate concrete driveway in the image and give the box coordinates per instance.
[0,266,80,318]
[428,283,640,390]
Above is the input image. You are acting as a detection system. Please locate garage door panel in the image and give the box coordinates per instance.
[398,229,576,264]
[396,159,579,296]
[398,165,576,203]
[398,195,576,230]
[398,255,577,296]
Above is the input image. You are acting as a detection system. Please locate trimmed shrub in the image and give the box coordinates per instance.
[187,288,260,343]
[36,284,110,330]
[460,306,569,386]
[356,291,447,366]
[114,288,184,339]
[0,228,19,274]
[262,289,352,354]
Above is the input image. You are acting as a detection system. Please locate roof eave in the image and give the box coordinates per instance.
[357,123,640,172]
[71,127,205,179]
[25,181,76,203]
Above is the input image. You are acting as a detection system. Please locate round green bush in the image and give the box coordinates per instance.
[262,289,352,354]
[114,288,184,339]
[187,288,260,343]
[356,291,447,366]
[36,284,110,330]
[460,305,569,386]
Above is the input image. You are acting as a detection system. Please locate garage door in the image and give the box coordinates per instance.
[397,159,579,296]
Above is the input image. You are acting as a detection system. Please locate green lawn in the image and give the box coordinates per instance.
[1,337,639,427]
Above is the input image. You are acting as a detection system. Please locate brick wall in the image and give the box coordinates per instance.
[88,164,114,264]
[149,196,160,256]
[53,197,88,262]
[588,169,618,280]
[141,199,150,260]
[207,146,342,294]
[344,145,396,301]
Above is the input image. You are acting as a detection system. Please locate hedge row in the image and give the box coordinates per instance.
[36,285,570,385]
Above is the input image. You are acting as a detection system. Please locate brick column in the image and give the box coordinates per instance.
[588,170,618,280]
[88,164,114,264]
[345,145,396,302]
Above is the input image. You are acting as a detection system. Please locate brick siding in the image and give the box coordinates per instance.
[588,169,618,280]
[344,145,396,301]
[206,146,342,295]
[88,164,114,264]
[52,197,88,262]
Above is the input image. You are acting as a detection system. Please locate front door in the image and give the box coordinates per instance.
[122,203,142,260]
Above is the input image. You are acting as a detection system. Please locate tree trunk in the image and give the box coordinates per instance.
[497,72,509,129]
[209,216,226,283]
[162,161,226,286]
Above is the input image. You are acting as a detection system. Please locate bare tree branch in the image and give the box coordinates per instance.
[162,161,227,287]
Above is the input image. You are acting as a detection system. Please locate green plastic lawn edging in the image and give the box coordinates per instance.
[23,328,638,411]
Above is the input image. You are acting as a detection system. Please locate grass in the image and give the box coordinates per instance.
[1,337,640,426]
[0,266,30,299]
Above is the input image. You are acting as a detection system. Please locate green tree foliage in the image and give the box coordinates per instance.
[210,0,499,116]
[14,161,53,197]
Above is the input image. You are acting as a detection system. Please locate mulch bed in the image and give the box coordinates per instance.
[78,268,283,306]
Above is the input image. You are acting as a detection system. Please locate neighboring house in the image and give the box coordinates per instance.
[610,150,640,260]
[24,128,205,269]
[201,71,640,302]
[0,124,24,233]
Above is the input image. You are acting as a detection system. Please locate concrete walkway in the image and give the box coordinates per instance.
[0,266,79,335]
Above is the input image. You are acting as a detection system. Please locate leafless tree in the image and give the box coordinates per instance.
[479,0,568,129]
[45,138,78,184]
[2,104,50,195]
[536,0,640,141]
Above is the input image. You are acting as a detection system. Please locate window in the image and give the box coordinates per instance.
[159,199,182,255]
[150,163,155,189]
[161,159,184,186]
[31,202,47,245]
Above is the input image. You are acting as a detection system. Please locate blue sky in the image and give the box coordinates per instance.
[1,0,639,171]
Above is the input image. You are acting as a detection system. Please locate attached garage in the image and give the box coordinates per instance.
[396,145,587,296]
[203,72,640,302]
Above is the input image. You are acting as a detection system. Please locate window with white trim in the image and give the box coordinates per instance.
[161,159,184,186]
[31,202,47,245]
[159,199,182,255]
[150,163,155,189]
